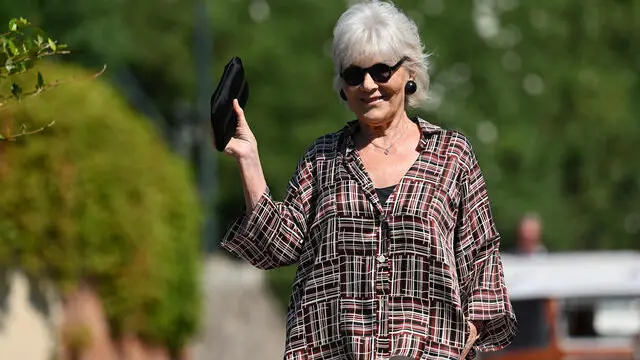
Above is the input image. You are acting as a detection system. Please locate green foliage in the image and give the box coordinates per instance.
[206,0,640,309]
[0,62,203,352]
[211,0,640,248]
[0,17,72,140]
[0,0,198,119]
[0,17,68,80]
[3,0,636,311]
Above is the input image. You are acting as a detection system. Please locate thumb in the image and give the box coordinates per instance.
[233,99,247,126]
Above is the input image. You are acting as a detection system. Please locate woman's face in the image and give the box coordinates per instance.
[341,56,411,126]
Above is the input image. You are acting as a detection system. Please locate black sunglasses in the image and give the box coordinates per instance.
[340,56,409,86]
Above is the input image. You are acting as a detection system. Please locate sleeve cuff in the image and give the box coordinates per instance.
[466,288,518,352]
[220,186,273,252]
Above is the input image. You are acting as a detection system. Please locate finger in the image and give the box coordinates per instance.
[232,99,247,125]
[224,137,239,153]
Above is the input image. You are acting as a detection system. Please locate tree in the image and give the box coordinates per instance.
[203,0,640,308]
[0,61,202,355]
[4,1,636,309]
[207,0,640,251]
[0,0,198,129]
[0,17,72,140]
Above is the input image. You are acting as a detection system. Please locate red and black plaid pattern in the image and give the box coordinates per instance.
[222,117,517,360]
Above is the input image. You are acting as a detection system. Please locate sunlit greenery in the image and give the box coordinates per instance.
[207,0,640,309]
[0,62,202,353]
[0,17,71,139]
[2,0,638,312]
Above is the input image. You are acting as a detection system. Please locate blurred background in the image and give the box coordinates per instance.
[0,0,638,359]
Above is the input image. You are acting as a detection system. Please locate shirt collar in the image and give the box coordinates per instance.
[340,116,441,155]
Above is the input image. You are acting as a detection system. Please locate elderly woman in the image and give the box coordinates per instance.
[215,1,517,359]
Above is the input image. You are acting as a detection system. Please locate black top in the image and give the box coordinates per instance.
[375,184,397,205]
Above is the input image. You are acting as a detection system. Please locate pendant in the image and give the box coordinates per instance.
[384,148,390,155]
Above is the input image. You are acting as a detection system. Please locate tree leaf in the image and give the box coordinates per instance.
[10,82,22,98]
[5,59,15,73]
[37,71,45,89]
[47,38,57,52]
[6,40,19,57]
[8,19,18,32]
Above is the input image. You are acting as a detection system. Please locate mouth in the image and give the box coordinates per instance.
[361,95,385,104]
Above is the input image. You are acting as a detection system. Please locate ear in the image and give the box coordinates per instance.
[403,69,415,83]
[408,69,416,81]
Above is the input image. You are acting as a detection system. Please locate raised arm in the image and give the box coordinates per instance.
[217,99,268,211]
[213,100,315,269]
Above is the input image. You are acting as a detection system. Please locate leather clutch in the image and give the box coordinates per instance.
[210,56,249,152]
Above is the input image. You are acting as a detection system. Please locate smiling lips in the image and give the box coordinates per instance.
[362,95,384,104]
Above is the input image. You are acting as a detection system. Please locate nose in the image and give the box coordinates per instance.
[360,72,377,91]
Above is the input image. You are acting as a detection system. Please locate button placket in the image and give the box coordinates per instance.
[377,213,389,256]
[375,214,391,297]
[375,296,390,356]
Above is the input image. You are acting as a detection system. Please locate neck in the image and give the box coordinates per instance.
[354,113,415,155]
[359,113,412,142]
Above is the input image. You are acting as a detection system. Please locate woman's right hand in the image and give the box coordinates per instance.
[212,99,267,210]
[459,321,480,360]
[212,99,258,160]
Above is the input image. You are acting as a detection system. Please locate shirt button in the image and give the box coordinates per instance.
[377,254,387,263]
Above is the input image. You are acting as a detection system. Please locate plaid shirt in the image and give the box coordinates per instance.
[222,117,517,360]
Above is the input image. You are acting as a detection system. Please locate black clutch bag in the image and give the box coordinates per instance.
[210,56,249,152]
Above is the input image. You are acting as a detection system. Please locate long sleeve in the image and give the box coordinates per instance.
[220,153,316,270]
[454,139,518,352]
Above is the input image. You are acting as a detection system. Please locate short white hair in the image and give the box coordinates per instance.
[331,0,430,108]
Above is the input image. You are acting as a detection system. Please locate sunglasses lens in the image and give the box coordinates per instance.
[341,61,398,86]
[342,67,364,86]
[369,64,393,83]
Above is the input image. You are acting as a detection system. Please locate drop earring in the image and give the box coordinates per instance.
[405,80,417,95]
[340,89,347,101]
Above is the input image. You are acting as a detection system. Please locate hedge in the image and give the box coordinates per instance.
[0,61,202,353]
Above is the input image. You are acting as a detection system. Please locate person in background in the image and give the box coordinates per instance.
[213,1,518,359]
[513,212,547,255]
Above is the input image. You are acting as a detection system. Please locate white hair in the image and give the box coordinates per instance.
[331,0,431,108]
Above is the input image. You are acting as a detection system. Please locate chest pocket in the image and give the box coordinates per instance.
[393,179,437,218]
[334,179,378,258]
[308,184,336,232]
[392,154,445,214]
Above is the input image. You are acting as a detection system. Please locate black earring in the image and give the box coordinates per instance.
[405,80,417,95]
[340,89,347,101]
